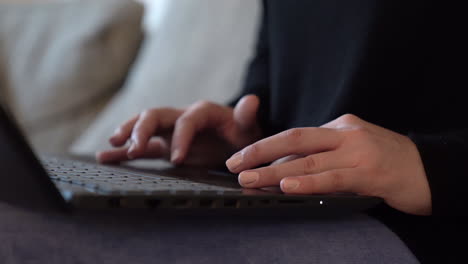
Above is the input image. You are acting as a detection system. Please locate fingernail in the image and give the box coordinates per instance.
[226,152,243,170]
[111,129,122,139]
[113,128,122,135]
[171,149,181,163]
[282,179,300,191]
[239,171,259,185]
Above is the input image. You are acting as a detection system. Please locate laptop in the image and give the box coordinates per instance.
[0,104,382,215]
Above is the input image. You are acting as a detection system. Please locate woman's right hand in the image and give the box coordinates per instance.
[96,95,262,168]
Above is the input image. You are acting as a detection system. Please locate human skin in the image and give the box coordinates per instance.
[97,95,432,216]
[96,95,262,167]
[226,113,432,216]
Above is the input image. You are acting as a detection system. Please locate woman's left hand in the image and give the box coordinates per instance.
[226,114,432,216]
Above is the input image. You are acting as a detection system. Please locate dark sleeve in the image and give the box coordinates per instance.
[407,12,468,220]
[228,0,271,134]
[409,130,468,219]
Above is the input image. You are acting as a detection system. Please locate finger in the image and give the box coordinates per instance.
[270,155,303,165]
[109,115,139,147]
[233,95,259,132]
[226,127,342,173]
[128,108,182,158]
[280,168,367,195]
[170,102,231,164]
[96,138,169,163]
[238,151,348,188]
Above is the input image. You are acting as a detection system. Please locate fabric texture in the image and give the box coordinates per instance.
[0,0,144,153]
[0,203,419,264]
[70,0,261,155]
[232,0,463,262]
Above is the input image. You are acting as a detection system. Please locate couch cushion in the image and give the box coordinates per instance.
[0,0,143,153]
[71,0,261,155]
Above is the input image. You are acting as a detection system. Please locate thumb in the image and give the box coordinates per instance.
[233,94,260,131]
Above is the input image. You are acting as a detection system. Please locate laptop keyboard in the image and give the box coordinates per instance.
[40,157,240,195]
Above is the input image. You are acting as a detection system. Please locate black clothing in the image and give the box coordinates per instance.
[234,0,466,263]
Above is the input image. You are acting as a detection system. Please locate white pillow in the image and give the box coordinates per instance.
[137,0,171,34]
[71,0,261,155]
[0,0,144,153]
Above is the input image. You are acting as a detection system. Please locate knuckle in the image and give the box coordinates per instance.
[114,127,124,136]
[337,113,361,125]
[141,108,157,117]
[303,156,318,174]
[283,128,304,142]
[193,100,215,110]
[330,172,345,191]
[244,143,261,158]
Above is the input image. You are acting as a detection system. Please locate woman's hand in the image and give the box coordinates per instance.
[226,114,432,216]
[96,95,262,168]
